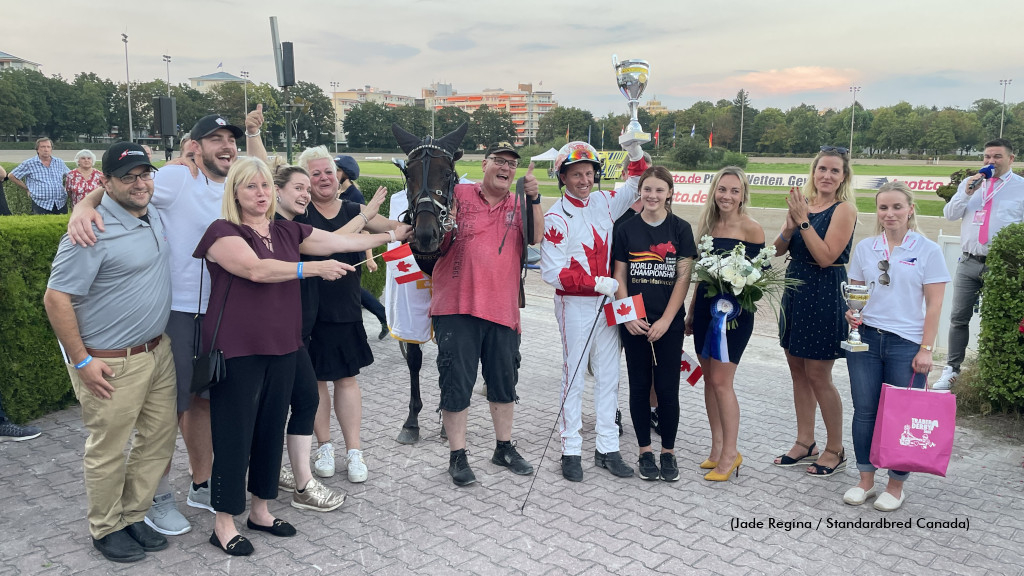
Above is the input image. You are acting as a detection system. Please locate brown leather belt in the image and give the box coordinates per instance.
[86,335,162,358]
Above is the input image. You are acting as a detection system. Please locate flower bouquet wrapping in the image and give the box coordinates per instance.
[693,235,799,361]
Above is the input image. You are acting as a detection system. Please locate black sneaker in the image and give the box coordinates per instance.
[93,528,146,563]
[0,420,41,442]
[650,408,661,436]
[615,410,624,437]
[561,455,583,482]
[637,452,660,481]
[378,324,389,340]
[660,452,680,482]
[448,449,477,486]
[594,450,634,478]
[491,441,534,475]
[125,521,168,552]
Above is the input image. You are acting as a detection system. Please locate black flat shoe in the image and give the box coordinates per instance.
[246,517,296,537]
[209,532,254,556]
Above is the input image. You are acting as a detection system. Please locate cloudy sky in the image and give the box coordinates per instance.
[7,0,1022,115]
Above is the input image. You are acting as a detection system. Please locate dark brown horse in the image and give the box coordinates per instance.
[390,122,467,444]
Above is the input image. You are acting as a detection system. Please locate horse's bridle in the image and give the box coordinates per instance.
[403,143,459,234]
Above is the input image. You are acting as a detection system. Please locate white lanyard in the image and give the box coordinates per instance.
[982,176,1007,205]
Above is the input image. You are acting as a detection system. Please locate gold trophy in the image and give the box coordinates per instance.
[613,54,651,146]
[840,282,872,352]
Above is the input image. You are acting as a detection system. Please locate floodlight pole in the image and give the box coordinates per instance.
[849,86,861,154]
[123,33,133,143]
[999,79,1012,138]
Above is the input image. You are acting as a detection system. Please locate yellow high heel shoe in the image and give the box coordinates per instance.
[704,454,742,482]
[699,459,718,470]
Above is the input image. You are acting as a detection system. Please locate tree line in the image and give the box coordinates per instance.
[540,90,1024,159]
[3,68,1021,158]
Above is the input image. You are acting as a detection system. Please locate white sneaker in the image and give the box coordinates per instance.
[312,443,335,478]
[933,366,958,391]
[347,449,368,483]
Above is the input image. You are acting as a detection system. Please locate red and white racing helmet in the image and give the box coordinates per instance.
[555,141,602,176]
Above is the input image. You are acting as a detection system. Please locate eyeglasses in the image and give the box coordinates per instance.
[118,171,155,185]
[820,146,849,155]
[877,260,891,286]
[489,157,519,169]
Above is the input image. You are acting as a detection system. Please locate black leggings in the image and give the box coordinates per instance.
[620,328,684,450]
[210,353,295,515]
[286,346,318,436]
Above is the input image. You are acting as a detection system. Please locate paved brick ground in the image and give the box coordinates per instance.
[2,273,1023,575]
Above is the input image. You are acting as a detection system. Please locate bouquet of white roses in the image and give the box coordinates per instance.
[694,235,795,317]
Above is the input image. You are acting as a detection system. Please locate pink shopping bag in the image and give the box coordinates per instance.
[869,383,956,477]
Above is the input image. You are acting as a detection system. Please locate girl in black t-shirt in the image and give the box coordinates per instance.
[612,166,697,482]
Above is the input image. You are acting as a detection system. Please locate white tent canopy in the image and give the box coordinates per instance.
[530,147,559,162]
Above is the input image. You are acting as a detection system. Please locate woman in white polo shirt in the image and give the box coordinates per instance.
[842,181,950,512]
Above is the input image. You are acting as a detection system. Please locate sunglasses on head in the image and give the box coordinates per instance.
[877,260,891,286]
[820,146,849,155]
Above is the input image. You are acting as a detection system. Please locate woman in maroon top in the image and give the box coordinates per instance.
[193,157,409,556]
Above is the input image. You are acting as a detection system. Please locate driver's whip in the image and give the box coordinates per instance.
[521,295,608,512]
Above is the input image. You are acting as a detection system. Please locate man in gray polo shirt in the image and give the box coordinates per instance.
[44,142,177,564]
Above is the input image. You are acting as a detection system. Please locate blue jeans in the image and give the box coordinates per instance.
[361,288,386,325]
[845,325,926,480]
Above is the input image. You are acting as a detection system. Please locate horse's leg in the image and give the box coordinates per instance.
[396,342,423,444]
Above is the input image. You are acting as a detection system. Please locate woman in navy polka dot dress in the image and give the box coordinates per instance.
[772,147,858,477]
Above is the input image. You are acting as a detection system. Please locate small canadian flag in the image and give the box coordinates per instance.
[604,294,646,327]
[680,350,703,386]
[382,243,424,284]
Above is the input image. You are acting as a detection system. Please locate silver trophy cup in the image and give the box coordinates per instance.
[840,281,872,352]
[613,54,651,146]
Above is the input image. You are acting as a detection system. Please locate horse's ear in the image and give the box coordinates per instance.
[437,122,469,153]
[452,150,464,162]
[392,123,421,154]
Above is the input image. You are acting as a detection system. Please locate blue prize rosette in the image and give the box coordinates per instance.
[701,293,741,363]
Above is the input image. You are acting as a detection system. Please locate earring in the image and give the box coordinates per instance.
[276,196,281,202]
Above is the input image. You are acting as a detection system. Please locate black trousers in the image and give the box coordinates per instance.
[210,353,296,515]
[286,346,318,436]
[620,328,684,450]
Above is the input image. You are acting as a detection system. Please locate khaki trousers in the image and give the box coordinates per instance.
[68,336,177,539]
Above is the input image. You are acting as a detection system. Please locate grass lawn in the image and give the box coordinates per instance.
[749,192,946,216]
[745,162,960,177]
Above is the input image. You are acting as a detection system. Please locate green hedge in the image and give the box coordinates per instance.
[0,215,76,423]
[355,176,406,298]
[977,223,1024,408]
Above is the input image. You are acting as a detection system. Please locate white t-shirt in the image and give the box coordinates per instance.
[847,230,951,344]
[150,165,226,313]
[383,190,432,343]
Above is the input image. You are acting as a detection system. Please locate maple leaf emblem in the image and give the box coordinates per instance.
[616,303,632,316]
[681,360,691,372]
[544,226,564,245]
[397,261,411,273]
[609,189,617,197]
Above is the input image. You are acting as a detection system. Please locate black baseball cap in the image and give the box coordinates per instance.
[485,141,520,159]
[102,142,157,177]
[190,114,245,141]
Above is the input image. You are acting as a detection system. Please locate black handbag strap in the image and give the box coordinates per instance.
[197,260,233,352]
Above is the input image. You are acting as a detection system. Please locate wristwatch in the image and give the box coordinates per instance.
[799,221,810,231]
[920,344,934,351]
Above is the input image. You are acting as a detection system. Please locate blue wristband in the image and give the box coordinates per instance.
[74,355,93,369]
[297,262,304,280]
[779,232,791,243]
